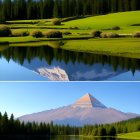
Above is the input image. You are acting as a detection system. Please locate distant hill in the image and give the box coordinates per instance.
[64,11,140,32]
[19,93,139,126]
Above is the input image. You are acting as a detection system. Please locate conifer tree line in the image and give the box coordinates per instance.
[0,0,140,22]
[0,112,140,136]
[0,112,79,136]
[1,46,140,74]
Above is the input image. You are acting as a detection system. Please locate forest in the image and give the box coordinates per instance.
[0,112,140,137]
[0,0,140,22]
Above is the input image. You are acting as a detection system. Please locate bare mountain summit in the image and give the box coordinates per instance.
[73,93,106,108]
[19,93,139,126]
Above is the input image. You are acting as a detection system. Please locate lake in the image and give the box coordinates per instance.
[0,45,140,81]
[0,135,132,140]
[48,136,129,140]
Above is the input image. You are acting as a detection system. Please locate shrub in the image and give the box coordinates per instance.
[30,30,43,38]
[100,32,108,38]
[91,30,102,38]
[22,31,29,36]
[12,31,29,37]
[32,21,39,24]
[0,25,11,37]
[133,32,140,38]
[112,26,120,30]
[63,31,72,35]
[69,26,79,29]
[73,27,79,29]
[12,31,20,37]
[107,32,119,38]
[44,30,63,38]
[52,18,61,25]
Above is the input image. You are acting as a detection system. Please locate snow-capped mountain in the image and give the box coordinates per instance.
[19,94,139,126]
[22,58,127,81]
[37,67,69,81]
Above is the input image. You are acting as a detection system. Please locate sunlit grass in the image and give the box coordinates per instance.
[0,36,38,43]
[61,38,140,58]
[63,11,140,29]
[6,11,140,35]
[118,131,140,139]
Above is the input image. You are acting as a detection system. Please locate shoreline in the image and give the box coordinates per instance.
[1,37,140,59]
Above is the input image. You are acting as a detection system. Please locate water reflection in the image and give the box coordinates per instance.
[0,45,140,81]
[0,136,130,140]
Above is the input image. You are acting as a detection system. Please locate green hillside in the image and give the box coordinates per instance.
[64,11,140,33]
[8,11,140,34]
[118,131,140,139]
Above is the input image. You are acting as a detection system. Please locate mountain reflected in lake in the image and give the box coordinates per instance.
[0,45,140,81]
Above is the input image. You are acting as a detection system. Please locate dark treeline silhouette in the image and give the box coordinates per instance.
[0,112,140,137]
[0,45,140,75]
[0,0,140,21]
[0,112,79,136]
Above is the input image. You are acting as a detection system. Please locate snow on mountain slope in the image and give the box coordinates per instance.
[37,67,69,81]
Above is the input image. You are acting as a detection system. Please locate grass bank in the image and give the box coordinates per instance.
[118,131,140,139]
[0,36,38,43]
[61,38,140,59]
[1,36,140,59]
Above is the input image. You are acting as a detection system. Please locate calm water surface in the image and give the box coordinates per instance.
[0,45,140,81]
[0,136,132,140]
[49,136,129,140]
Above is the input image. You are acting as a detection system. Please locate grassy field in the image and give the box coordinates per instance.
[63,11,140,33]
[118,131,140,139]
[61,38,140,59]
[1,11,140,59]
[7,11,140,34]
[0,36,38,43]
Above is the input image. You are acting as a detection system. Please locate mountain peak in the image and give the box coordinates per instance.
[72,93,107,108]
[19,93,139,126]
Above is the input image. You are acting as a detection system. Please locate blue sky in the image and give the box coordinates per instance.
[0,58,48,81]
[0,82,140,118]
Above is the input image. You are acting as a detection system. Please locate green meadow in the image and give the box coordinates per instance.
[8,10,140,34]
[1,11,140,58]
[63,11,140,33]
[118,131,140,139]
[61,38,140,59]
